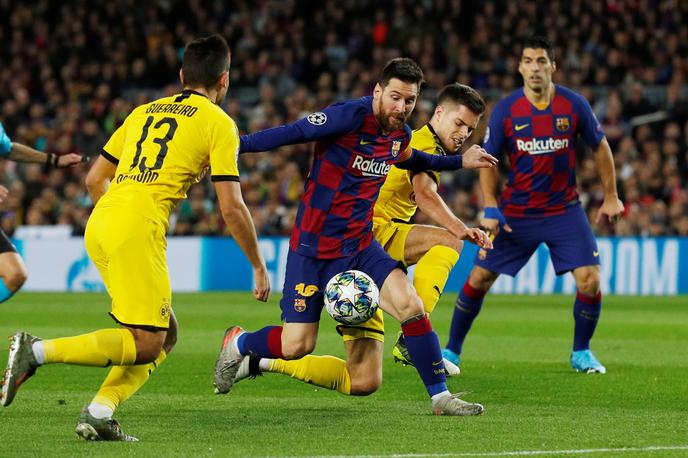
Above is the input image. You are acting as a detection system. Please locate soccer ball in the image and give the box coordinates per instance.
[324,270,380,325]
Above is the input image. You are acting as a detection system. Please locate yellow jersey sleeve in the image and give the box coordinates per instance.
[373,125,443,223]
[209,113,240,182]
[102,120,129,165]
[409,126,441,185]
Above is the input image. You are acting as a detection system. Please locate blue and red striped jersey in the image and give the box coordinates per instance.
[241,96,412,259]
[483,85,604,217]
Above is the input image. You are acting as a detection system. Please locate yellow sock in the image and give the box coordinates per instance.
[43,328,137,367]
[414,245,460,314]
[91,350,167,411]
[269,355,351,395]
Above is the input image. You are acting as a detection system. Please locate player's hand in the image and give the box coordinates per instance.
[457,226,493,249]
[596,196,624,224]
[57,153,88,168]
[461,145,498,169]
[0,185,8,203]
[252,265,271,302]
[480,207,512,236]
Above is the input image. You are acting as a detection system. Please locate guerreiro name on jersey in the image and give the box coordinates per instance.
[99,90,240,229]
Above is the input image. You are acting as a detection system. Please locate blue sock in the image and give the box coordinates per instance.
[0,279,15,303]
[445,282,486,355]
[237,325,284,359]
[573,291,601,351]
[402,316,447,397]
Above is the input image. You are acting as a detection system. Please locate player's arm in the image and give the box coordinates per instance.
[1,122,84,167]
[240,101,364,153]
[477,102,511,234]
[214,180,270,302]
[395,145,497,172]
[84,119,129,205]
[478,166,510,233]
[593,137,624,223]
[412,172,491,248]
[574,94,624,224]
[211,115,270,301]
[85,155,117,205]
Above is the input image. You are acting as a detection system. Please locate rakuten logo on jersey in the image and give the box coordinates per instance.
[516,138,569,155]
[351,154,391,177]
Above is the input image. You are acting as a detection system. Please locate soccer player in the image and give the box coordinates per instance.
[0,34,270,441]
[237,83,493,387]
[443,36,624,374]
[0,123,84,302]
[214,58,498,416]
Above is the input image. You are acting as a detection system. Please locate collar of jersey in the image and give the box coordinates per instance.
[180,89,208,99]
[425,123,446,156]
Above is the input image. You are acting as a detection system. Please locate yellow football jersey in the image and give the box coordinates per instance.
[374,124,445,223]
[99,90,239,229]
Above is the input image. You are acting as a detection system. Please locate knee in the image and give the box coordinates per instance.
[577,271,600,296]
[281,340,315,360]
[3,266,28,292]
[162,327,178,355]
[396,290,425,322]
[442,238,463,255]
[350,374,382,396]
[162,314,178,355]
[468,268,496,292]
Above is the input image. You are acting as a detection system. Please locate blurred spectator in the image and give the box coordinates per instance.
[0,0,687,237]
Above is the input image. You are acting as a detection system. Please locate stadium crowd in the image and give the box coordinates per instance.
[0,0,687,237]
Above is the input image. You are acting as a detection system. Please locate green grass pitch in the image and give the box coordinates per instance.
[0,292,686,457]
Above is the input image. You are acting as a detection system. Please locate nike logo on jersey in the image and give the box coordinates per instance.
[514,123,529,131]
[359,139,373,145]
[593,251,599,257]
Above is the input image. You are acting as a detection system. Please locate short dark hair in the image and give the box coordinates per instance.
[379,58,425,87]
[437,83,486,115]
[182,34,231,89]
[522,36,555,62]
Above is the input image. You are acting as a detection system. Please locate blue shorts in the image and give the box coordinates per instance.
[280,240,403,323]
[475,204,599,276]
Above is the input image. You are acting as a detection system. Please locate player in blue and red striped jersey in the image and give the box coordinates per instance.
[214,58,498,416]
[444,36,625,374]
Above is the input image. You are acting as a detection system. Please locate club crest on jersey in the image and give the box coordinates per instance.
[294,299,307,312]
[556,117,570,132]
[307,112,327,125]
[391,140,402,157]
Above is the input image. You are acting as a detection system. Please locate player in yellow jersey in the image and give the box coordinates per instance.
[231,84,493,395]
[0,34,270,441]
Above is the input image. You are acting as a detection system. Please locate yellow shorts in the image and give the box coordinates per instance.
[337,217,414,342]
[84,207,171,330]
[372,217,413,265]
[336,308,385,343]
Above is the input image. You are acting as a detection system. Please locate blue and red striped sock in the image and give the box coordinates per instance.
[237,326,284,359]
[402,315,447,397]
[573,291,601,351]
[445,282,486,355]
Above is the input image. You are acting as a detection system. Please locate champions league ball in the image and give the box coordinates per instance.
[324,270,380,326]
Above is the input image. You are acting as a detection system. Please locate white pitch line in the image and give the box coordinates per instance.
[283,445,688,458]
